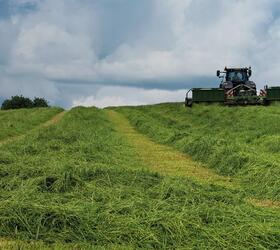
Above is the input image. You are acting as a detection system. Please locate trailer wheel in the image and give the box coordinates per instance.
[185,98,193,108]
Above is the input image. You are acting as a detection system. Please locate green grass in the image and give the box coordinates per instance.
[116,103,280,200]
[0,106,280,249]
[0,107,63,141]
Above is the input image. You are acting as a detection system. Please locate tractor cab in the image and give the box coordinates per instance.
[217,67,256,95]
[217,67,252,85]
[226,69,249,83]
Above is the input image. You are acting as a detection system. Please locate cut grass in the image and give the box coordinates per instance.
[116,103,280,200]
[105,110,280,209]
[105,109,236,189]
[0,107,63,141]
[0,110,66,149]
[0,107,280,248]
[248,199,280,209]
[41,111,67,128]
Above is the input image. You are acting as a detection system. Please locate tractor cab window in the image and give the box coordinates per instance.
[227,71,247,82]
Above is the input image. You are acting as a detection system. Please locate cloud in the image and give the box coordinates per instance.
[72,86,186,108]
[0,0,280,107]
[0,70,59,103]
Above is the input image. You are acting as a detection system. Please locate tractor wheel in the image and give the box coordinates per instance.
[263,99,270,106]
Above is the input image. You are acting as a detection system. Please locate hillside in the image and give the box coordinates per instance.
[0,105,279,249]
[0,108,63,141]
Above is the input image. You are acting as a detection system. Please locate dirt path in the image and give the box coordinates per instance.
[105,110,237,188]
[106,110,280,209]
[0,111,66,147]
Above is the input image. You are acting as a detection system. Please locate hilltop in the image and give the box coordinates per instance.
[0,104,279,249]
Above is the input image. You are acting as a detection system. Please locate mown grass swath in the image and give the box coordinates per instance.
[0,107,63,141]
[116,103,280,200]
[0,107,280,249]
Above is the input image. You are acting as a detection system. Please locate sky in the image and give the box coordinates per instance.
[1,0,280,108]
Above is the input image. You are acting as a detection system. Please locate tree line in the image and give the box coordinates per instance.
[1,95,49,110]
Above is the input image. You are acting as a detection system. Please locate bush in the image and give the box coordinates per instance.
[1,96,49,110]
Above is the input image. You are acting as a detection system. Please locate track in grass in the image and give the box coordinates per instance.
[106,109,280,209]
[0,110,66,147]
[248,198,280,209]
[40,111,67,128]
[105,110,236,188]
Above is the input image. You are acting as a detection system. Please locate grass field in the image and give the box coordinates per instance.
[117,103,280,201]
[0,107,63,141]
[0,105,280,249]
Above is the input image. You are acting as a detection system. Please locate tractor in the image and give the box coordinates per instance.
[185,67,280,107]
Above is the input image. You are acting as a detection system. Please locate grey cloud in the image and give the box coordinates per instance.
[0,0,10,20]
[54,75,217,90]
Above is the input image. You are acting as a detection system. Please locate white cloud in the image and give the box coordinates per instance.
[72,86,186,108]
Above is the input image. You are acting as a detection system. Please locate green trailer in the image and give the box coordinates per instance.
[266,87,280,101]
[185,88,225,106]
[192,88,225,102]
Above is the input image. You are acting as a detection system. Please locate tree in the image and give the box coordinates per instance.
[1,96,49,110]
[1,99,12,110]
[33,97,48,107]
[1,95,33,110]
